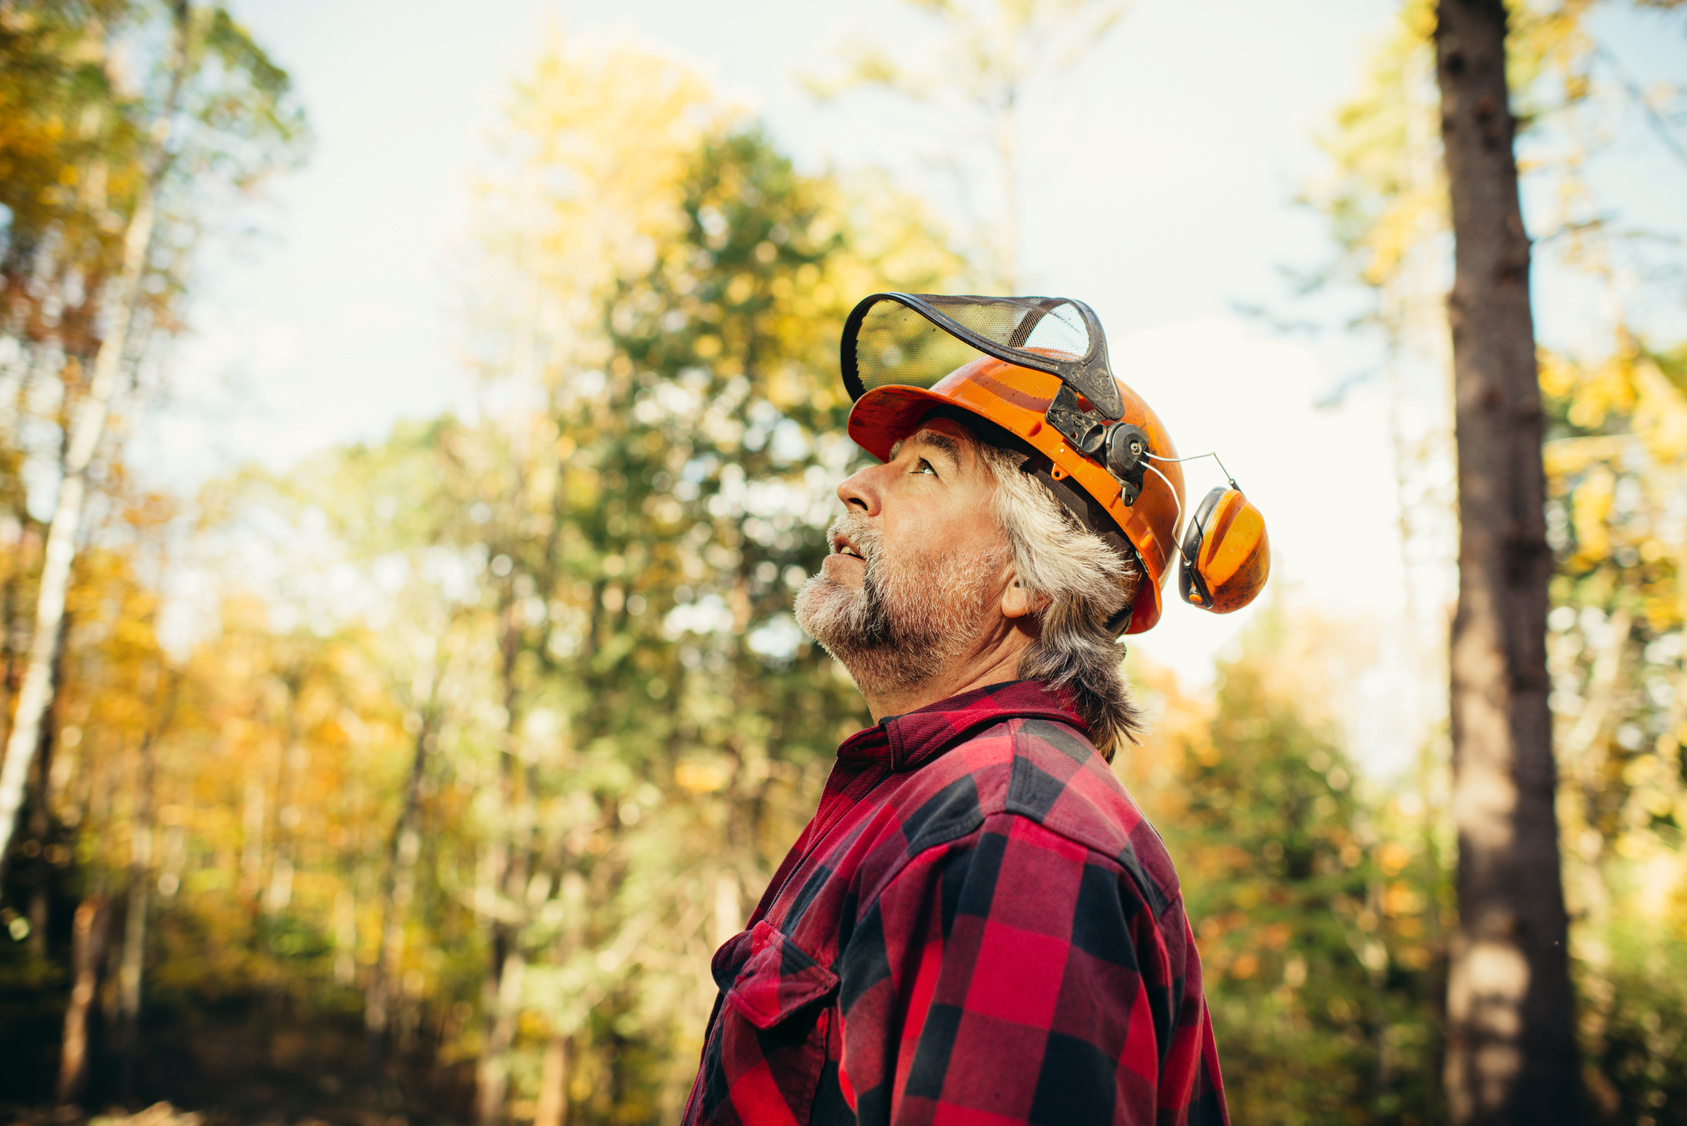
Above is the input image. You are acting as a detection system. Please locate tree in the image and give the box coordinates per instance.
[1129,606,1447,1125]
[1434,1,1580,1120]
[1539,337,1687,1120]
[451,39,966,1119]
[813,0,1127,290]
[0,0,306,878]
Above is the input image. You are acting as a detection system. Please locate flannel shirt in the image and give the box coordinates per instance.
[680,679,1228,1126]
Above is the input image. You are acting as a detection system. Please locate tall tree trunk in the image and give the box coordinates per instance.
[55,891,110,1108]
[1434,3,1581,1122]
[0,5,193,876]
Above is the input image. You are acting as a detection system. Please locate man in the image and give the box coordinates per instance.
[681,293,1268,1126]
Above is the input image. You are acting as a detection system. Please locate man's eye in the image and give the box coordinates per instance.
[914,459,936,476]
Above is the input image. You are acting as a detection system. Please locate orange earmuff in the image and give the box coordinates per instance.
[1178,487,1270,614]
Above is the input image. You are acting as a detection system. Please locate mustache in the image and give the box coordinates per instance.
[827,513,881,566]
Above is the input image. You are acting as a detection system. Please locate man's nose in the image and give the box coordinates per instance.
[837,464,882,516]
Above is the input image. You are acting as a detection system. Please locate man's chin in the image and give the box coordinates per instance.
[793,573,854,647]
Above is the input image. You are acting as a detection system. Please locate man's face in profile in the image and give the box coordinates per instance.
[794,418,1012,694]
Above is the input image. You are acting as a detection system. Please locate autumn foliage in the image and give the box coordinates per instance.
[1,3,1685,1126]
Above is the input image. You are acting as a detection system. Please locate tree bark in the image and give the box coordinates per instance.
[0,5,191,877]
[1434,3,1581,1123]
[55,891,110,1108]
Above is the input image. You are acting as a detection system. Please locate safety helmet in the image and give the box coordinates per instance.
[839,292,1269,634]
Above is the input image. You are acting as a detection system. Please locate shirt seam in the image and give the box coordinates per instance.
[854,798,1181,935]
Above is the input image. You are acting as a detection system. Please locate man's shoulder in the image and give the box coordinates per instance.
[884,715,1184,916]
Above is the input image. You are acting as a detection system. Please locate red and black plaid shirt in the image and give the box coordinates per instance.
[681,679,1228,1126]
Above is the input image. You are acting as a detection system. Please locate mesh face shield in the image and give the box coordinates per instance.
[841,293,1155,504]
[842,293,1123,419]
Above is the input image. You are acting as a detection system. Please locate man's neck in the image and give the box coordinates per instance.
[856,629,1036,724]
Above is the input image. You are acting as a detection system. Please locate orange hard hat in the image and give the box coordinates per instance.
[839,293,1268,634]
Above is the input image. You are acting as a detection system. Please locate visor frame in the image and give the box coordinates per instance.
[840,292,1126,422]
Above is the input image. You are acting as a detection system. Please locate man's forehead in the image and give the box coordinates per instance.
[889,417,980,468]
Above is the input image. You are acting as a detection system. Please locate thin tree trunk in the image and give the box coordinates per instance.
[23,487,74,965]
[240,767,265,899]
[0,6,192,877]
[997,83,1021,295]
[334,884,357,987]
[118,730,156,1099]
[55,891,110,1108]
[366,707,435,1078]
[25,648,59,958]
[1434,2,1581,1122]
[476,595,528,1126]
[477,947,526,1126]
[534,1033,571,1126]
[118,663,174,1100]
[264,667,306,918]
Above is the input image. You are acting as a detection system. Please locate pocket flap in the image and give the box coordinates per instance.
[720,920,839,1030]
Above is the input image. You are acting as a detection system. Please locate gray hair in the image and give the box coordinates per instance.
[973,441,1143,760]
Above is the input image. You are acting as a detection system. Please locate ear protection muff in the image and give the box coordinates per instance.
[1177,485,1271,613]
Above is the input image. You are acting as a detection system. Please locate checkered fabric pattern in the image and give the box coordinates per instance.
[681,680,1228,1126]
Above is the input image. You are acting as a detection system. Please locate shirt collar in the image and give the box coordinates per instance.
[836,680,1087,772]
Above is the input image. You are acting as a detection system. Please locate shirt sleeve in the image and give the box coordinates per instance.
[835,811,1180,1126]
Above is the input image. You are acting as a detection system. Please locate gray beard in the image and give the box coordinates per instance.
[794,514,1001,699]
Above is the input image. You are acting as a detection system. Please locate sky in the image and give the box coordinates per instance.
[147,0,1686,772]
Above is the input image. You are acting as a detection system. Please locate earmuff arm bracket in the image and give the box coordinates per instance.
[1044,385,1151,506]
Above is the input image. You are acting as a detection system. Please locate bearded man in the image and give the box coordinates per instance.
[681,294,1269,1126]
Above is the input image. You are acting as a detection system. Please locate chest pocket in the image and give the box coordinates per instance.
[701,920,839,1125]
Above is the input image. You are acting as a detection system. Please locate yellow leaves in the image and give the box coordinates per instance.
[1538,348,1578,401]
[1564,349,1639,430]
[673,756,731,794]
[1633,359,1687,465]
[1309,0,1444,295]
[724,274,756,306]
[1571,462,1615,561]
[474,35,738,392]
[1383,881,1424,917]
[1543,342,1687,599]
[1379,839,1413,877]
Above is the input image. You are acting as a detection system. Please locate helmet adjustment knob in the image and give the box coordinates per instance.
[1104,424,1151,506]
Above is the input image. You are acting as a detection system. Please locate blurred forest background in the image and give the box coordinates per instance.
[1,0,1685,1124]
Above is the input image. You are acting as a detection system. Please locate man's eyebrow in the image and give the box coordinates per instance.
[911,431,966,469]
